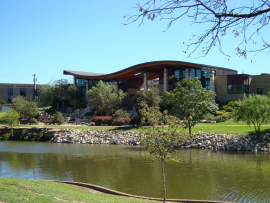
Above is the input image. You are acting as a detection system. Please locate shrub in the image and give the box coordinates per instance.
[113,109,129,118]
[222,105,234,112]
[1,133,10,140]
[92,116,113,126]
[217,110,226,115]
[52,112,64,125]
[43,118,52,125]
[29,118,38,124]
[20,129,44,141]
[74,101,87,110]
[84,112,95,117]
[111,117,131,126]
[130,116,141,126]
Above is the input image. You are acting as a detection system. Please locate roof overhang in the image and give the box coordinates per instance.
[63,60,235,81]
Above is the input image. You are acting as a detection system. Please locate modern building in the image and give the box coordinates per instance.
[64,60,270,103]
[0,83,43,103]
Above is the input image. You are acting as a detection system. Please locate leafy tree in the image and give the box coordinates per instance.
[137,86,162,112]
[234,94,270,136]
[39,79,84,108]
[163,77,218,134]
[125,0,270,58]
[2,109,19,136]
[140,101,189,203]
[12,96,39,119]
[88,81,127,115]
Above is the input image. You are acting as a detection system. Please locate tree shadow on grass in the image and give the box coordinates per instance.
[109,126,142,132]
[247,128,270,138]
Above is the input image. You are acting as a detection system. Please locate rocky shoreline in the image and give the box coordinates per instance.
[48,129,270,152]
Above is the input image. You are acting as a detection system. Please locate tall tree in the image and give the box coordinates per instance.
[234,94,270,136]
[137,86,162,112]
[163,77,218,134]
[140,101,189,203]
[88,81,128,115]
[39,79,84,108]
[125,0,270,58]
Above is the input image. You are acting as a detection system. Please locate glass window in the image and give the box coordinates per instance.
[76,78,86,87]
[190,69,195,79]
[205,72,210,79]
[89,80,99,89]
[20,88,26,97]
[227,74,249,94]
[8,88,13,103]
[174,69,186,81]
[196,69,201,80]
[257,88,263,94]
[204,80,210,90]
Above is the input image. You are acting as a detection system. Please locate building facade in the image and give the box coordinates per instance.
[63,60,270,103]
[0,83,43,103]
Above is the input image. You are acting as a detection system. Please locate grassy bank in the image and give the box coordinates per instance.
[2,118,270,135]
[0,177,159,203]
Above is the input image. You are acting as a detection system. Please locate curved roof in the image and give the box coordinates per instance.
[63,60,236,81]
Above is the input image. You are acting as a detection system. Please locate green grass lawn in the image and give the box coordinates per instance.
[3,118,270,135]
[0,111,7,118]
[0,177,159,203]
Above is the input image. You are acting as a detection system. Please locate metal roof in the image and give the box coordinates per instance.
[63,60,237,81]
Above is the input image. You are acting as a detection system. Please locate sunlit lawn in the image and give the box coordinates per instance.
[8,118,270,135]
[0,112,7,118]
[0,177,159,203]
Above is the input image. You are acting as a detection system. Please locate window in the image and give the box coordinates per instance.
[8,88,13,103]
[204,80,210,90]
[190,69,195,79]
[227,75,249,94]
[76,78,86,87]
[89,80,99,89]
[20,88,26,97]
[257,88,263,94]
[174,69,186,81]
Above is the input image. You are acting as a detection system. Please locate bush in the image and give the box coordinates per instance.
[217,110,226,115]
[84,112,95,117]
[111,117,131,126]
[74,101,87,110]
[222,105,234,112]
[130,116,141,126]
[52,112,64,125]
[113,109,129,118]
[92,116,113,126]
[1,133,10,140]
[29,118,38,124]
[20,129,44,141]
[43,118,52,125]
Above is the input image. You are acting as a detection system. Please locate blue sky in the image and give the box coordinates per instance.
[1,0,269,85]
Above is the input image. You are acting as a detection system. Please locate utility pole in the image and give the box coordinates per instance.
[33,74,37,101]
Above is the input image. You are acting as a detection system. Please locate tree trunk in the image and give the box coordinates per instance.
[11,124,13,137]
[189,125,191,135]
[162,158,166,203]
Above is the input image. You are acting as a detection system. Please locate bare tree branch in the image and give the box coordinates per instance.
[124,0,270,58]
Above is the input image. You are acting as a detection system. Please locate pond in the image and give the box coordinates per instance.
[0,141,270,202]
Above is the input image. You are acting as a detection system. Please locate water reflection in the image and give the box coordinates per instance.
[0,141,270,202]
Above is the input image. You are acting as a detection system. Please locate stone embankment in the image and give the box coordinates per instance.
[48,129,270,152]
